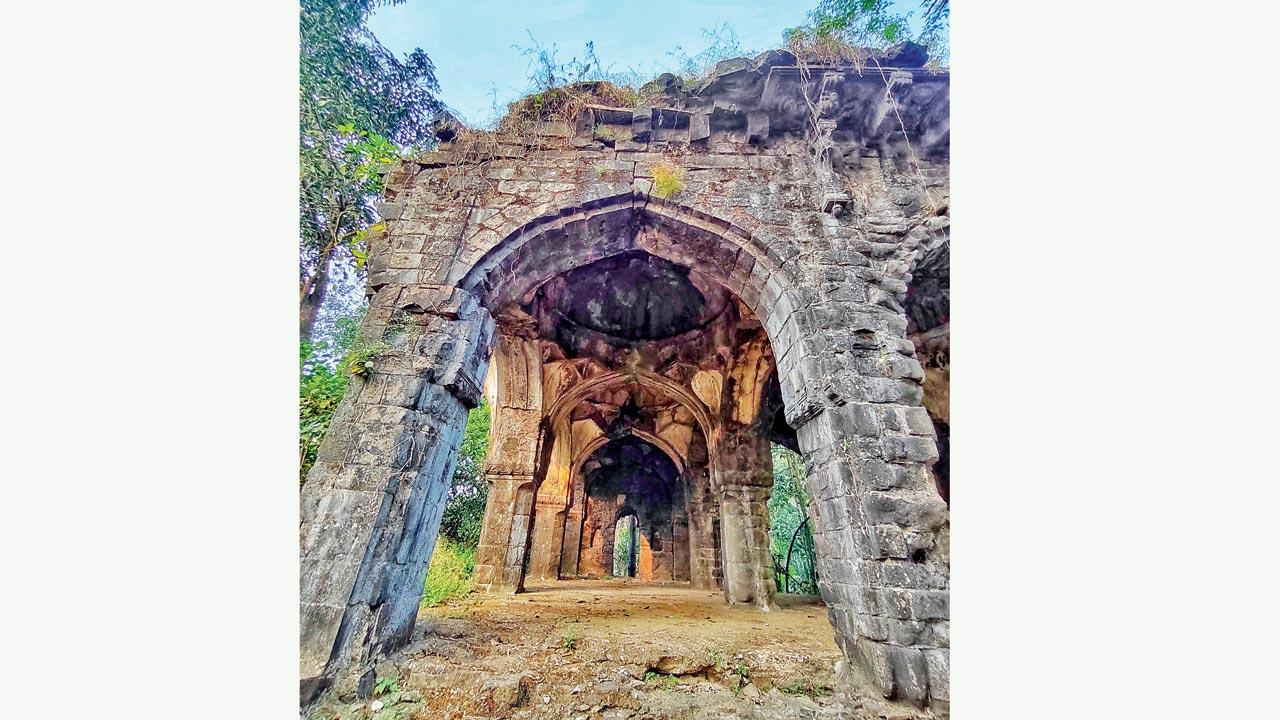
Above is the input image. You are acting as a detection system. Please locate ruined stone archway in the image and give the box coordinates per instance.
[301,54,949,713]
[460,197,946,699]
[571,434,685,582]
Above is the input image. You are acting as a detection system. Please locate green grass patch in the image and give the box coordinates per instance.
[651,161,684,199]
[779,679,834,697]
[421,537,476,608]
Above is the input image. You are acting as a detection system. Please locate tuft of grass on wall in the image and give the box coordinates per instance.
[421,537,476,608]
[651,161,684,199]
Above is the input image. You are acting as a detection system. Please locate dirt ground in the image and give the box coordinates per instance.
[307,579,853,720]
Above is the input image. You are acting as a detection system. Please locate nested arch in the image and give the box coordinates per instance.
[571,427,687,481]
[548,369,715,450]
[454,194,814,419]
[573,433,686,582]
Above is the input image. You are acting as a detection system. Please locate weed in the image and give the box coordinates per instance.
[779,679,834,697]
[651,161,684,199]
[730,659,750,696]
[593,163,611,178]
[644,670,680,690]
[344,339,389,378]
[373,675,400,696]
[562,624,579,650]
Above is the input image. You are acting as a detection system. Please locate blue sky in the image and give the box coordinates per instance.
[368,1,818,127]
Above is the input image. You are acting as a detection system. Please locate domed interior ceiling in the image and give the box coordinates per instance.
[536,251,728,344]
[583,435,679,515]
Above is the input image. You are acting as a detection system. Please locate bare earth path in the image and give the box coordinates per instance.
[308,580,849,720]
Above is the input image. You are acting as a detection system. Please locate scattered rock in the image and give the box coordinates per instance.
[481,672,532,708]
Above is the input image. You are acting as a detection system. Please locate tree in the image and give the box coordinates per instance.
[787,0,950,66]
[299,0,445,341]
[299,312,363,481]
[439,401,491,546]
[768,444,819,594]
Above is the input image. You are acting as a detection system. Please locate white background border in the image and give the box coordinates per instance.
[3,2,1278,716]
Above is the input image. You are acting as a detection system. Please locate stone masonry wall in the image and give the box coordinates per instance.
[300,51,949,716]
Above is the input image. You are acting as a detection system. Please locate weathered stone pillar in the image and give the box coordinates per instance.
[776,281,951,710]
[558,502,584,577]
[472,473,534,590]
[526,428,573,581]
[526,494,567,581]
[471,334,543,592]
[672,508,691,581]
[715,425,775,607]
[685,463,719,590]
[299,284,492,694]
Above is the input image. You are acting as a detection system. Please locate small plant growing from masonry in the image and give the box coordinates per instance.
[651,161,684,199]
[345,339,389,378]
[594,123,618,141]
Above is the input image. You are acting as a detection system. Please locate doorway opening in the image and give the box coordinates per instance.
[612,513,638,578]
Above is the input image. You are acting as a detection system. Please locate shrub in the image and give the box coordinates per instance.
[421,537,476,607]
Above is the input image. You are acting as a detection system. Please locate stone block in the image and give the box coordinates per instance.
[631,110,652,142]
[746,112,770,143]
[865,491,948,532]
[689,112,710,143]
[881,434,939,464]
[855,459,921,491]
[925,649,949,701]
[886,645,930,702]
[910,590,949,621]
[851,636,895,696]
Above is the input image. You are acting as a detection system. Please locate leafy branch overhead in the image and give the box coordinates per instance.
[785,0,949,66]
[299,0,445,341]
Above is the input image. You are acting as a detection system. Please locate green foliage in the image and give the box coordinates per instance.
[299,312,364,480]
[520,36,604,91]
[561,624,579,650]
[613,516,636,577]
[665,22,748,89]
[299,0,444,339]
[768,445,819,594]
[786,0,949,67]
[373,676,400,696]
[651,162,684,199]
[439,401,491,547]
[779,679,834,697]
[644,670,679,690]
[344,338,389,378]
[729,660,751,695]
[420,537,476,607]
